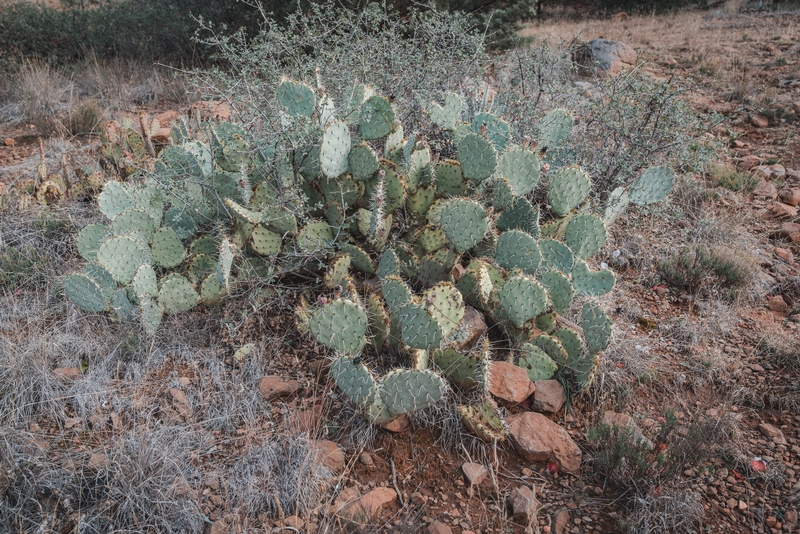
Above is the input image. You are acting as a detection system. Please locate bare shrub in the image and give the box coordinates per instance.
[1,60,71,136]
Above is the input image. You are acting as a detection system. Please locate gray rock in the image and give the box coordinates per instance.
[573,38,637,77]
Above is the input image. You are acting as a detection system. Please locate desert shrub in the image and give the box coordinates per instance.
[65,98,104,136]
[658,245,755,298]
[710,163,758,192]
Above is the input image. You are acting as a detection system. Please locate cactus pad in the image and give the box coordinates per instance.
[492,177,514,211]
[111,209,157,239]
[630,166,674,206]
[96,235,152,285]
[396,302,444,349]
[439,199,489,253]
[417,225,448,253]
[158,273,199,314]
[324,254,351,288]
[547,166,591,217]
[331,356,377,407]
[539,108,573,148]
[277,79,315,117]
[532,333,568,364]
[359,96,395,140]
[429,92,462,130]
[406,185,436,220]
[98,181,134,220]
[456,133,496,183]
[133,185,164,226]
[112,288,136,323]
[164,207,197,240]
[498,275,548,328]
[556,327,584,368]
[319,120,351,178]
[538,269,575,315]
[574,354,600,392]
[435,160,467,198]
[432,347,485,390]
[603,187,631,225]
[381,275,413,311]
[496,197,540,236]
[309,298,368,353]
[64,273,108,312]
[349,143,380,181]
[470,112,510,152]
[77,224,108,261]
[217,238,234,289]
[151,227,186,268]
[539,238,575,274]
[377,249,400,279]
[367,294,390,347]
[423,282,464,337]
[250,226,282,256]
[494,230,541,274]
[581,300,612,354]
[200,272,225,304]
[295,220,334,254]
[572,261,615,297]
[458,400,506,442]
[132,263,158,300]
[140,295,162,337]
[565,214,607,260]
[518,344,558,381]
[496,147,540,196]
[338,243,375,274]
[380,369,447,415]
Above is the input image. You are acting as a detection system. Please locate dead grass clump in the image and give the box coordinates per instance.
[64,98,104,136]
[627,488,704,534]
[710,162,759,192]
[658,245,757,300]
[1,60,71,136]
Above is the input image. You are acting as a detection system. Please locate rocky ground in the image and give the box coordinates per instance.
[1,8,799,534]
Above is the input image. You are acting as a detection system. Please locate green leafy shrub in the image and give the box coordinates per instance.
[658,245,755,298]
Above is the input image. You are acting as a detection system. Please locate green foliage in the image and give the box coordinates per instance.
[710,164,758,192]
[658,245,755,298]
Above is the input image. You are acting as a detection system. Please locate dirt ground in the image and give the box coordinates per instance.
[1,8,799,534]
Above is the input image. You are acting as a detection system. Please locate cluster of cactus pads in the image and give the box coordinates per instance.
[64,77,673,437]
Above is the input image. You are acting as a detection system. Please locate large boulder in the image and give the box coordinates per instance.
[573,38,637,77]
[506,412,582,474]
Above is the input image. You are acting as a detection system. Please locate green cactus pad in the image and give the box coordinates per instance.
[319,173,361,208]
[376,249,400,280]
[320,120,351,178]
[296,145,321,182]
[211,172,244,215]
[140,295,162,337]
[518,344,558,381]
[565,214,607,260]
[470,112,510,152]
[496,147,541,196]
[132,263,158,300]
[384,123,404,157]
[133,185,164,226]
[574,354,600,392]
[492,177,514,211]
[539,239,575,274]
[183,141,213,178]
[494,230,541,274]
[380,369,447,415]
[359,96,395,140]
[331,356,377,407]
[532,333,568,365]
[456,133,497,183]
[190,236,218,256]
[630,166,674,206]
[395,246,419,278]
[150,227,186,268]
[217,239,234,289]
[572,261,615,297]
[364,396,395,425]
[423,282,464,337]
[496,197,540,236]
[338,243,375,274]
[277,79,315,117]
[431,348,484,390]
[439,198,489,253]
[603,187,631,225]
[416,255,451,286]
[539,108,573,148]
[200,272,225,304]
[309,298,368,353]
[416,225,448,253]
[96,235,152,285]
[406,147,432,190]
[497,275,548,328]
[556,327,584,368]
[111,208,157,240]
[367,294,390,347]
[64,273,108,312]
[538,269,575,315]
[295,220,334,254]
[536,312,558,333]
[363,163,404,212]
[224,199,263,225]
[97,181,134,220]
[406,185,436,220]
[77,224,108,261]
[348,143,380,181]
[164,208,197,240]
[547,166,591,217]
[186,253,215,284]
[381,275,413,311]
[158,273,199,314]
[324,254,351,288]
[458,400,506,442]
[396,302,444,349]
[581,300,612,354]
[83,263,115,295]
[112,288,136,323]
[540,215,571,240]
[429,92,462,130]
[456,263,494,309]
[435,160,467,198]
[250,226,282,256]
[262,207,298,235]
[327,201,344,228]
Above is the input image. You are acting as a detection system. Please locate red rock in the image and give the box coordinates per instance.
[552,509,570,534]
[758,422,783,438]
[779,188,800,206]
[750,114,769,128]
[155,110,179,126]
[449,305,487,351]
[310,439,345,474]
[169,388,192,420]
[731,140,745,149]
[509,486,538,523]
[330,487,397,522]
[257,376,301,400]
[752,180,778,199]
[771,222,800,242]
[532,380,566,413]
[152,128,172,144]
[461,462,488,487]
[3,137,14,147]
[767,295,789,314]
[506,412,582,475]
[785,510,797,525]
[774,248,794,264]
[766,516,777,528]
[771,202,798,218]
[380,414,410,433]
[736,155,761,170]
[281,404,323,435]
[427,521,453,534]
[52,367,82,381]
[88,453,107,469]
[281,516,304,529]
[488,361,536,405]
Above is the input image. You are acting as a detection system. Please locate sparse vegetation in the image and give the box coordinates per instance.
[658,245,756,298]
